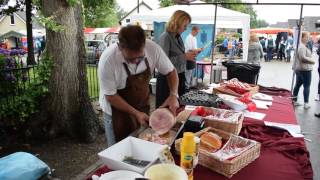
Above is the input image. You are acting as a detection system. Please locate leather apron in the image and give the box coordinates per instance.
[111,58,151,142]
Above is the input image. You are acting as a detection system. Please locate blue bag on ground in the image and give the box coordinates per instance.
[0,152,50,180]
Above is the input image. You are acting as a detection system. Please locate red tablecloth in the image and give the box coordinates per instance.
[86,87,313,180]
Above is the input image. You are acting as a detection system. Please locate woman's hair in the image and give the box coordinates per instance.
[166,10,191,33]
[301,31,309,40]
[249,33,259,43]
[118,25,146,51]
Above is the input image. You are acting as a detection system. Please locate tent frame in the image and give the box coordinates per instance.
[136,1,320,89]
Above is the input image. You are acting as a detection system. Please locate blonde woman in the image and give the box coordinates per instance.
[247,33,264,65]
[293,32,315,109]
[156,10,197,108]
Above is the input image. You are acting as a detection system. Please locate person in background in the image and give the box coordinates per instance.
[286,33,294,62]
[247,33,263,65]
[232,37,237,58]
[315,38,320,118]
[292,32,315,109]
[35,38,41,61]
[265,35,275,62]
[227,37,234,60]
[156,10,196,108]
[237,37,243,57]
[40,36,46,51]
[223,36,228,57]
[259,37,266,61]
[184,26,202,91]
[306,38,313,52]
[279,37,286,61]
[98,25,179,146]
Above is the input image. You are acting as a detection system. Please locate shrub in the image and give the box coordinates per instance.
[0,48,52,128]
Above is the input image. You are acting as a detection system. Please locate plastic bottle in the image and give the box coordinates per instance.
[193,136,200,168]
[180,132,196,180]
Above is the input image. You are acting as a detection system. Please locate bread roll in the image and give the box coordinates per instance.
[200,132,222,152]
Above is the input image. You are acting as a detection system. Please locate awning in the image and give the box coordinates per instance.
[0,30,25,40]
[84,27,120,34]
[250,28,293,34]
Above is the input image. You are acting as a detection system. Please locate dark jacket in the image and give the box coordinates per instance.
[158,32,186,73]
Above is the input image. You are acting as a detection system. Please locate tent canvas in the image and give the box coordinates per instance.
[130,2,250,61]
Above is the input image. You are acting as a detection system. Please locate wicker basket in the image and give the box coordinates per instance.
[175,127,261,178]
[213,84,259,97]
[203,108,244,135]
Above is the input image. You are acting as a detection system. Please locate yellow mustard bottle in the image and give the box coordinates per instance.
[180,132,196,180]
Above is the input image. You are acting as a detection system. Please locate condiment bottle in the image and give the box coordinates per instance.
[193,136,200,168]
[180,132,196,180]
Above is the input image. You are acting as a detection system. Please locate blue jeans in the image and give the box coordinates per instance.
[267,47,273,61]
[103,113,116,147]
[293,71,312,103]
[185,69,195,89]
[228,49,233,60]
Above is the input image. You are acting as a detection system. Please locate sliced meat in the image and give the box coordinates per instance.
[149,108,176,135]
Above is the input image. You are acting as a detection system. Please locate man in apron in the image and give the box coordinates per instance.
[98,25,179,146]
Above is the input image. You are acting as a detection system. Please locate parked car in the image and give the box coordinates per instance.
[85,40,106,64]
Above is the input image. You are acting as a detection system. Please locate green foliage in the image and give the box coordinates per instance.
[0,52,53,127]
[36,13,65,32]
[83,0,118,27]
[0,0,24,15]
[159,0,175,7]
[256,19,269,28]
[115,3,127,20]
[66,0,80,6]
[216,34,225,45]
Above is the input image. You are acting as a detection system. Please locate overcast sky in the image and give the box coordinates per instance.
[116,0,320,24]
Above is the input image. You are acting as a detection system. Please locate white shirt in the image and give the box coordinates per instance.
[184,33,198,52]
[98,39,174,115]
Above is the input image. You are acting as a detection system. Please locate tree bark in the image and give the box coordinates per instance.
[26,0,36,65]
[41,0,99,142]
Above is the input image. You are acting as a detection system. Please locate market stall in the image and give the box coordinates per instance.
[85,80,313,180]
[130,1,251,63]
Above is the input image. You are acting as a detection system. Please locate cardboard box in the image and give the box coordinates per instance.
[98,136,165,174]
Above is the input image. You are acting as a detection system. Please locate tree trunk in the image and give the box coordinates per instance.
[26,0,36,65]
[41,0,99,142]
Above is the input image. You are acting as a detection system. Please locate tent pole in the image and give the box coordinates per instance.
[210,4,218,84]
[290,5,303,92]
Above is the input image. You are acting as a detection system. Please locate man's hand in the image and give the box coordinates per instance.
[134,111,149,126]
[185,51,197,61]
[160,95,179,116]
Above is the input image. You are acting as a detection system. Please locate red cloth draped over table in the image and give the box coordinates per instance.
[85,87,313,180]
[255,86,297,125]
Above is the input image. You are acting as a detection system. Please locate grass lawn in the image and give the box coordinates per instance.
[86,64,99,99]
[1,64,99,100]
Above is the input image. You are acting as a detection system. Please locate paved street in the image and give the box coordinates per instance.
[259,56,320,180]
[204,53,320,180]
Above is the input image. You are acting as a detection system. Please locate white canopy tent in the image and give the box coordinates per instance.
[131,2,251,61]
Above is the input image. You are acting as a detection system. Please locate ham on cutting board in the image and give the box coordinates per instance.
[149,108,176,135]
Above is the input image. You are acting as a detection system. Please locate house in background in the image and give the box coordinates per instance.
[119,1,153,28]
[0,11,44,49]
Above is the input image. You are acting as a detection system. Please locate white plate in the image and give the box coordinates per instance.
[99,170,143,180]
[217,94,247,111]
[145,164,188,180]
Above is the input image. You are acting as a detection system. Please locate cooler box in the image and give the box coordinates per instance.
[222,62,260,84]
